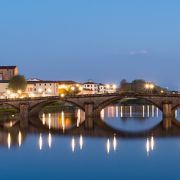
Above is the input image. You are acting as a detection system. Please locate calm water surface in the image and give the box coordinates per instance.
[1,103,180,180]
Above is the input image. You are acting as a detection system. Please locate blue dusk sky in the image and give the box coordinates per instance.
[0,0,180,89]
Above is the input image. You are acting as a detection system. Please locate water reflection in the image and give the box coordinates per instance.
[106,135,117,154]
[40,109,85,131]
[18,131,22,147]
[39,134,43,150]
[7,132,11,149]
[71,137,75,152]
[106,139,110,154]
[79,135,83,150]
[48,133,52,148]
[113,135,117,151]
[102,105,162,132]
[146,136,155,156]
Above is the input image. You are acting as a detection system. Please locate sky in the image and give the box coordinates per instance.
[0,0,180,89]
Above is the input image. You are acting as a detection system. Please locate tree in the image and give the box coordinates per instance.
[120,79,128,87]
[8,75,27,92]
[131,79,146,92]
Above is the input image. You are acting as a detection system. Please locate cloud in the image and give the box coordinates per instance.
[129,50,149,56]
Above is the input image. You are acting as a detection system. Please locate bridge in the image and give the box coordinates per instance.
[1,92,180,130]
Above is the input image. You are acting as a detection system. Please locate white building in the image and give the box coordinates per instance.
[26,79,82,97]
[83,81,117,94]
[26,80,59,97]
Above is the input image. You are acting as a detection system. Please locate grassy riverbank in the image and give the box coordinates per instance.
[0,108,18,114]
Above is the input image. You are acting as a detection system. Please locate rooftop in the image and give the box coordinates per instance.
[27,80,81,84]
[0,66,17,69]
[0,80,9,83]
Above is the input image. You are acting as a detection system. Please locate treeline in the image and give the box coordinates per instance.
[119,79,167,93]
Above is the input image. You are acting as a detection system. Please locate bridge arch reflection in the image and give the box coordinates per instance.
[96,97,162,114]
[95,97,163,133]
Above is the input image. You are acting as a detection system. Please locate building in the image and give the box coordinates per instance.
[0,80,9,97]
[83,81,117,94]
[26,80,58,97]
[0,66,18,80]
[26,79,82,97]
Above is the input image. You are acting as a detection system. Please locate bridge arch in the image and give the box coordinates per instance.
[96,95,162,114]
[29,98,85,116]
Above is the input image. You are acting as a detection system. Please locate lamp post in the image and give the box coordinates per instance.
[145,83,155,94]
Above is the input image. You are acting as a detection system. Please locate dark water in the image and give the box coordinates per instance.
[0,104,180,180]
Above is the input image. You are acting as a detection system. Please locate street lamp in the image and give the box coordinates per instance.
[145,83,155,94]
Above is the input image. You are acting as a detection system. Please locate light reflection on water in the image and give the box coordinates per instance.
[4,131,156,157]
[102,104,163,132]
[0,106,180,179]
[40,109,85,131]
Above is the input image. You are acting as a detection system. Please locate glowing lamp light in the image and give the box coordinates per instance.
[106,84,110,89]
[59,84,67,89]
[149,84,155,89]
[145,83,150,89]
[113,84,117,89]
[38,88,42,93]
[71,86,75,91]
[79,87,83,91]
[17,90,22,94]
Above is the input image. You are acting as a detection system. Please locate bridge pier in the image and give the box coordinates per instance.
[162,102,173,129]
[19,103,29,129]
[84,103,95,129]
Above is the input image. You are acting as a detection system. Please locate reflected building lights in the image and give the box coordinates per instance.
[106,139,110,154]
[100,109,105,120]
[48,113,51,130]
[7,133,11,149]
[116,106,119,118]
[142,105,145,118]
[108,106,115,118]
[152,105,154,118]
[18,131,22,147]
[79,135,83,150]
[120,106,123,118]
[130,106,132,118]
[48,133,52,148]
[42,113,45,125]
[61,111,65,132]
[71,137,75,152]
[156,108,159,117]
[10,121,13,128]
[175,110,178,118]
[39,134,43,150]
[77,109,81,127]
[147,105,150,118]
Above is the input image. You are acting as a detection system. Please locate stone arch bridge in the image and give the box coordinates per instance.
[0,93,180,129]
